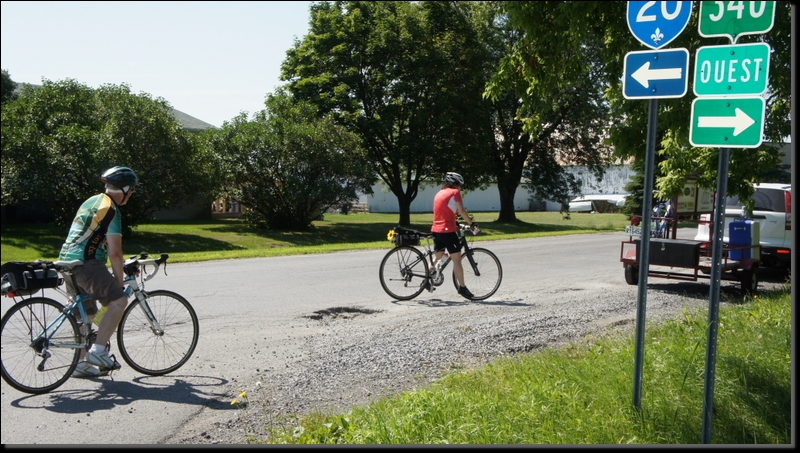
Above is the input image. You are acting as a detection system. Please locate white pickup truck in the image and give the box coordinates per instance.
[694,183,792,269]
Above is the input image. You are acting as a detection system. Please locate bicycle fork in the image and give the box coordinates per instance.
[126,276,164,336]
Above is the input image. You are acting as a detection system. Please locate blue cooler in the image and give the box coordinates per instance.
[729,220,760,260]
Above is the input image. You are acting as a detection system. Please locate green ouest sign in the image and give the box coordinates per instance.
[693,43,770,96]
[690,97,765,148]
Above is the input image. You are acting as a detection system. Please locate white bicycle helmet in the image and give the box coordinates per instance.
[445,172,464,187]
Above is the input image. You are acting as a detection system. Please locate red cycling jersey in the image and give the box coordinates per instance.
[432,187,462,233]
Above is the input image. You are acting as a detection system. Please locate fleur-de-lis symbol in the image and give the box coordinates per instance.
[651,28,664,44]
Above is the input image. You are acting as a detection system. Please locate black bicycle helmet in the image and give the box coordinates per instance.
[101,166,138,190]
[445,172,464,187]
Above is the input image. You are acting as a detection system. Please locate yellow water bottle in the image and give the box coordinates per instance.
[93,305,108,326]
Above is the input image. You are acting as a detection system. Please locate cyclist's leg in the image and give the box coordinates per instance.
[451,251,466,286]
[63,275,97,363]
[74,260,127,367]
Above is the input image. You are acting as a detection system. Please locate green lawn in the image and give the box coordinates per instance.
[1,211,630,263]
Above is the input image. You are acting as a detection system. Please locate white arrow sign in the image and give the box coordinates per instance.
[631,61,683,88]
[697,108,755,136]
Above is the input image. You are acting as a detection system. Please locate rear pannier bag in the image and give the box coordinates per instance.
[392,226,421,247]
[0,261,62,297]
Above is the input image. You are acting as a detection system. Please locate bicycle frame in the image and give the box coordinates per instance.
[421,224,481,279]
[26,253,168,361]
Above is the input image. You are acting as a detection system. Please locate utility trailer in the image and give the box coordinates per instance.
[619,215,761,294]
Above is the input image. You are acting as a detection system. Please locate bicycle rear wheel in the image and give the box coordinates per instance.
[117,290,199,375]
[0,298,80,394]
[453,247,503,300]
[379,246,429,300]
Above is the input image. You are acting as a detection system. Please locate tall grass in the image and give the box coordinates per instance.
[262,288,791,444]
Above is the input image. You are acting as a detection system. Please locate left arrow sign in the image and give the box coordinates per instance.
[631,61,682,88]
[623,48,689,99]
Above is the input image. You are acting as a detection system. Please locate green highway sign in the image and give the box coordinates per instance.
[699,1,775,43]
[690,97,765,148]
[694,43,770,96]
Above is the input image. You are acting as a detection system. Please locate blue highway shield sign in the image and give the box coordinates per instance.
[628,1,693,49]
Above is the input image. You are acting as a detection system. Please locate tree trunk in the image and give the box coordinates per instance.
[496,177,519,223]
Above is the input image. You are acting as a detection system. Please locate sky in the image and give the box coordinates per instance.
[1,1,316,128]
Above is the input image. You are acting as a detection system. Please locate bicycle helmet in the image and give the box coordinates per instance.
[101,166,138,193]
[445,172,464,187]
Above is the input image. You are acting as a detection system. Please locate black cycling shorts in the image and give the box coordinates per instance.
[432,232,462,255]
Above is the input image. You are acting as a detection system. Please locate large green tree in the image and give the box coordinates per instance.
[281,1,493,226]
[1,78,220,231]
[483,3,614,220]
[496,1,792,216]
[202,90,374,231]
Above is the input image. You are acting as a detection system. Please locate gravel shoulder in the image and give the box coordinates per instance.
[164,268,788,444]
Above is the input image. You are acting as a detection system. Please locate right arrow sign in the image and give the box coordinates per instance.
[690,97,765,148]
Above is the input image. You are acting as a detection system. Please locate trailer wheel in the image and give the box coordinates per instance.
[740,266,759,295]
[624,265,638,285]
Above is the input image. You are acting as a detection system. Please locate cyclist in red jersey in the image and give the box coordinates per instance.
[430,172,477,299]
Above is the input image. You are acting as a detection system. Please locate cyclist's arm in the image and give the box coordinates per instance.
[455,199,473,227]
[107,234,125,287]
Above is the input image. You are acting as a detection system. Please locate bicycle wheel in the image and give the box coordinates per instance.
[379,246,429,300]
[0,298,81,394]
[453,247,503,301]
[117,290,199,375]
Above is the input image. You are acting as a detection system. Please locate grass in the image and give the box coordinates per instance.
[259,288,792,444]
[0,211,630,263]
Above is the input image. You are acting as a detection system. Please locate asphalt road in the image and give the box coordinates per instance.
[1,230,789,445]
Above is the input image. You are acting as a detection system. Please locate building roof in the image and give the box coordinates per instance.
[171,108,216,132]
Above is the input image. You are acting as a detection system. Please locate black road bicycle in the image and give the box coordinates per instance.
[379,223,502,301]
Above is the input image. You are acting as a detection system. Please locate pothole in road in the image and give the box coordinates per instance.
[304,306,382,320]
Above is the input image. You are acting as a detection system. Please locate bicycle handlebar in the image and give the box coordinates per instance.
[458,222,480,236]
[123,253,169,282]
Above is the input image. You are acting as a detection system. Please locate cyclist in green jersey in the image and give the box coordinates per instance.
[59,166,138,377]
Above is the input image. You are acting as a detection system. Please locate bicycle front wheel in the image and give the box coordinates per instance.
[0,298,80,394]
[453,247,503,300]
[379,246,429,300]
[117,290,199,375]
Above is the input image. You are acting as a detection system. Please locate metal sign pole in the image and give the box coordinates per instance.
[632,98,658,409]
[701,147,730,443]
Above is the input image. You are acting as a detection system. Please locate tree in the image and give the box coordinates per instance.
[202,90,374,231]
[1,69,17,105]
[281,1,493,226]
[498,1,792,216]
[1,78,220,231]
[483,2,615,221]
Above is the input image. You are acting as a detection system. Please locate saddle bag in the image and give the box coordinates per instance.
[1,261,62,297]
[392,226,421,247]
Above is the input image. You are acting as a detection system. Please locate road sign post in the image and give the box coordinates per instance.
[626,1,692,412]
[694,1,777,444]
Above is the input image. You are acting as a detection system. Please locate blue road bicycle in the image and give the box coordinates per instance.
[0,253,198,394]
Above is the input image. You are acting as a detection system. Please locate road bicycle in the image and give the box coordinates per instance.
[0,253,199,395]
[651,200,675,239]
[379,223,502,301]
